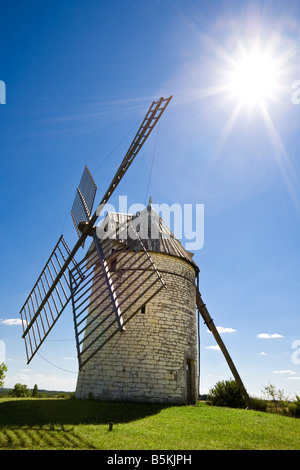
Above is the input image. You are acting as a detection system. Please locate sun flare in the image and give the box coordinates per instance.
[226,45,280,108]
[195,25,299,210]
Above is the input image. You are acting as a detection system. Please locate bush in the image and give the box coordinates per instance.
[207,379,246,408]
[288,395,300,418]
[250,397,268,412]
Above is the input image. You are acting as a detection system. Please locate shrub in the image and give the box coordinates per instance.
[288,395,300,418]
[207,378,246,408]
[250,397,268,412]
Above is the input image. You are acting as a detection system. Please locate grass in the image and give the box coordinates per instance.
[0,397,299,450]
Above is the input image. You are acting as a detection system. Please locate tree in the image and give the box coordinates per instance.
[9,383,31,397]
[0,362,7,388]
[32,384,38,398]
[261,382,287,412]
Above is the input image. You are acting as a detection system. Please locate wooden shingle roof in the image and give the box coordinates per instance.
[98,204,199,272]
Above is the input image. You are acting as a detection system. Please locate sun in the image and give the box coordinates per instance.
[225,43,281,109]
[193,25,300,211]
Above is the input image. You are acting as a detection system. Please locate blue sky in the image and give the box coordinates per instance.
[1,0,300,398]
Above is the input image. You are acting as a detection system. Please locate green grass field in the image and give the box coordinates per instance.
[0,397,299,450]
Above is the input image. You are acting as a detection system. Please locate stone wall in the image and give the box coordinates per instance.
[75,250,198,404]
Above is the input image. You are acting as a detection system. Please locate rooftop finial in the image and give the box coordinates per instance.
[147,196,152,214]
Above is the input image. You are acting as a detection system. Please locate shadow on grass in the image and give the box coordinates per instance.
[0,398,171,427]
[0,424,94,449]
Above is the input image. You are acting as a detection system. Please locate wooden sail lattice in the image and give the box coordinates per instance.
[71,165,97,244]
[20,236,82,364]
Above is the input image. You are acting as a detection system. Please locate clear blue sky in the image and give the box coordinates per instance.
[1,0,300,398]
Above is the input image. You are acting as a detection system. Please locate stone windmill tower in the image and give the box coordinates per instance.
[19,95,251,407]
[75,202,200,404]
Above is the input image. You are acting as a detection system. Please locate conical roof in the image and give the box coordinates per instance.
[98,203,199,272]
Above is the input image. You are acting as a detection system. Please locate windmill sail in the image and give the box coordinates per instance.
[71,165,97,240]
[20,236,82,364]
[93,95,173,217]
[19,95,172,364]
[70,219,165,369]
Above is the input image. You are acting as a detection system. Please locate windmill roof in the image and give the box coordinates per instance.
[97,204,199,272]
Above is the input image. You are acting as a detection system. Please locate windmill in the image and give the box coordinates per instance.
[19,95,251,407]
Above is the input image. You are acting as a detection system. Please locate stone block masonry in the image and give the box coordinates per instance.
[75,250,198,404]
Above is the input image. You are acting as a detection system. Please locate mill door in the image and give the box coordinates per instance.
[186,359,192,403]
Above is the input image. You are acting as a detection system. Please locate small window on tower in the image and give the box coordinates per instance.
[141,305,146,314]
[110,257,117,271]
[110,249,117,271]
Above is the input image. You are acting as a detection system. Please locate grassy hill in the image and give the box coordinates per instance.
[0,397,299,450]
